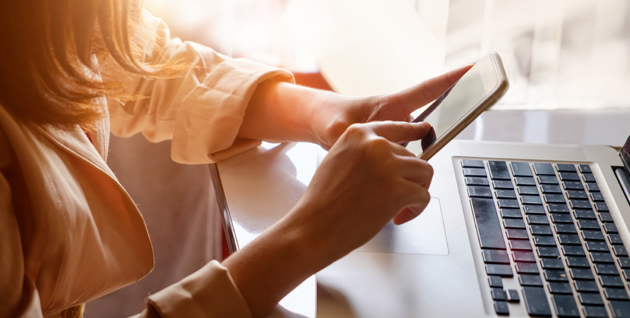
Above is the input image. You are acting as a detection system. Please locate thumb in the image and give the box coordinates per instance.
[367,121,432,144]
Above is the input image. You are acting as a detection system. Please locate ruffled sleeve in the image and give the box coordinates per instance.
[107,12,294,164]
[130,261,252,318]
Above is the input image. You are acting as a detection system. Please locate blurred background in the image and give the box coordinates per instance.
[148,0,630,110]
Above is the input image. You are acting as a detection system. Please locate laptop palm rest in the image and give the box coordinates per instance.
[355,198,449,255]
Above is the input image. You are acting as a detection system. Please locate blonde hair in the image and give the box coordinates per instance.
[0,0,183,129]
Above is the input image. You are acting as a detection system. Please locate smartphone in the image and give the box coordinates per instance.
[406,52,509,160]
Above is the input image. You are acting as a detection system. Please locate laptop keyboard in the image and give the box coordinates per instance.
[461,159,630,317]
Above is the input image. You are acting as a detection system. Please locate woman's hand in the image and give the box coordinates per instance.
[307,64,472,149]
[224,121,433,317]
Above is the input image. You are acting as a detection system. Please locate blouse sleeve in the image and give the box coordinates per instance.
[129,261,253,318]
[107,12,294,164]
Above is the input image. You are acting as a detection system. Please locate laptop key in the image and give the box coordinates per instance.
[494,301,509,315]
[559,172,581,181]
[520,274,544,286]
[495,189,517,199]
[545,269,569,282]
[623,269,630,281]
[493,180,514,189]
[575,280,600,292]
[534,163,555,175]
[548,282,573,294]
[489,275,503,288]
[599,213,614,222]
[557,164,577,172]
[564,181,585,190]
[465,177,490,186]
[583,230,606,241]
[609,300,630,318]
[510,240,533,251]
[582,173,597,183]
[591,252,615,263]
[579,165,592,173]
[522,286,552,317]
[551,294,580,318]
[586,182,600,192]
[551,214,573,224]
[507,229,529,240]
[463,168,487,177]
[516,262,540,274]
[579,292,605,305]
[555,224,578,234]
[513,251,537,262]
[492,288,507,300]
[548,203,571,213]
[539,175,560,184]
[583,306,609,318]
[521,196,543,205]
[511,162,533,177]
[604,288,629,300]
[528,214,550,224]
[503,218,526,229]
[507,289,520,302]
[470,198,506,249]
[515,177,536,186]
[595,264,620,276]
[562,245,586,256]
[519,186,540,195]
[461,159,484,168]
[605,223,619,234]
[534,235,558,246]
[498,199,520,208]
[570,268,595,280]
[488,161,511,180]
[482,250,511,264]
[570,200,593,210]
[558,234,581,245]
[575,210,597,219]
[578,220,603,230]
[595,202,609,212]
[565,190,588,200]
[468,186,493,197]
[566,256,590,268]
[544,194,567,203]
[541,184,563,193]
[525,205,546,214]
[613,245,628,256]
[541,258,565,269]
[586,241,610,252]
[618,257,630,268]
[486,264,514,277]
[538,246,561,258]
[501,208,522,218]
[599,275,625,287]
[531,225,554,236]
[591,192,605,202]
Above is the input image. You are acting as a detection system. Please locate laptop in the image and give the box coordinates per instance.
[309,135,630,318]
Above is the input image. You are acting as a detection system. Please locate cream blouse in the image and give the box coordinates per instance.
[0,12,293,318]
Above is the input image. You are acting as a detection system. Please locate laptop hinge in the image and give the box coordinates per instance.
[621,135,630,173]
[615,167,630,207]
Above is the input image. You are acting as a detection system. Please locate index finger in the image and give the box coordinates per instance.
[366,121,432,144]
[396,64,473,114]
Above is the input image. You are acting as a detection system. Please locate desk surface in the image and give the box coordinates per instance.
[217,110,630,317]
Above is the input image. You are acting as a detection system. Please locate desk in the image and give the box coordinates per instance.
[216,110,630,317]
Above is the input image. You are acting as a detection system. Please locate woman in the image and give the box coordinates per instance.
[0,0,470,317]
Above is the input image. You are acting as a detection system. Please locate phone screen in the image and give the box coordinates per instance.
[406,54,501,157]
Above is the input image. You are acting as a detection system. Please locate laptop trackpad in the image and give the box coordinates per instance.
[355,197,448,255]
